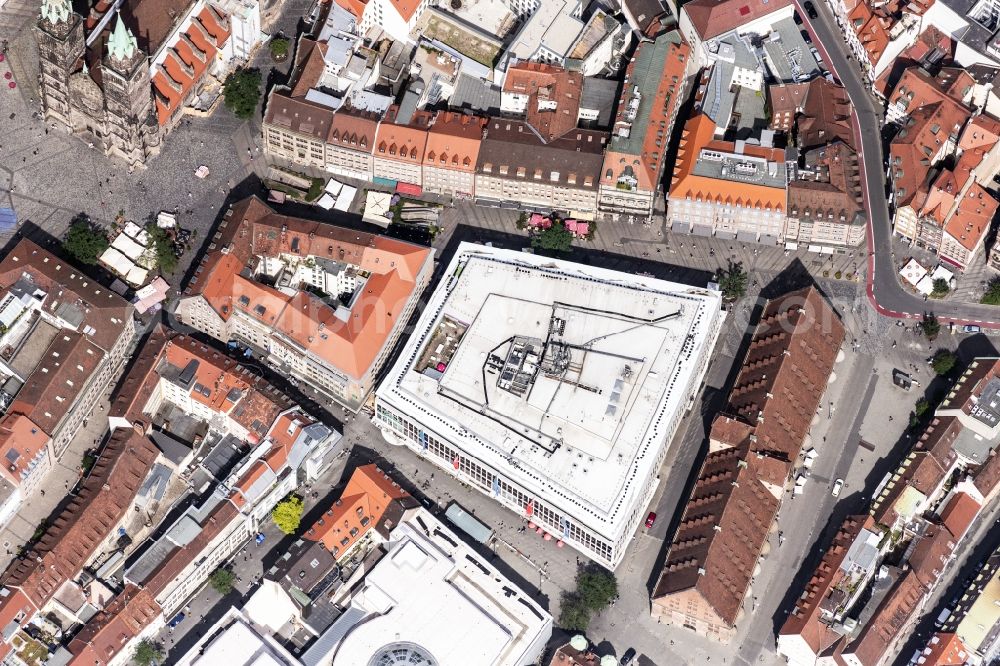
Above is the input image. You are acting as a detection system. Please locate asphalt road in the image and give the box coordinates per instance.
[801,0,1000,328]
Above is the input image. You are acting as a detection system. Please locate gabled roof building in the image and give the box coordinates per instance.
[0,239,136,528]
[176,197,434,411]
[778,358,1000,665]
[598,30,693,217]
[652,287,845,642]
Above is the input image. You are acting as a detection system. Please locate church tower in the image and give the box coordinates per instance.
[102,14,160,167]
[34,0,85,130]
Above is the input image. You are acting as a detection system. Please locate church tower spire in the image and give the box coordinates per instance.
[107,13,138,62]
[39,0,71,25]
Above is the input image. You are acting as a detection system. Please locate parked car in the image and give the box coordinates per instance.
[645,512,657,528]
[804,0,818,17]
[831,479,845,497]
[620,648,637,666]
[168,613,186,629]
[964,324,982,333]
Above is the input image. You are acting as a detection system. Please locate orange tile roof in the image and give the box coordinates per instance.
[423,112,486,174]
[959,113,1000,152]
[669,114,786,212]
[304,464,409,559]
[161,336,287,440]
[943,182,997,252]
[847,2,891,66]
[334,0,368,19]
[602,32,690,192]
[151,6,230,126]
[919,633,969,665]
[939,491,980,538]
[503,62,582,143]
[0,414,49,486]
[375,108,432,164]
[682,0,792,41]
[184,197,432,380]
[67,585,161,666]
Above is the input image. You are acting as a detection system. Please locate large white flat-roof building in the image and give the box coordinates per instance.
[375,244,725,568]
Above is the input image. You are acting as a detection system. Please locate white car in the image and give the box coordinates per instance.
[831,479,845,497]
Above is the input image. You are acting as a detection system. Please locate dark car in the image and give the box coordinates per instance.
[803,1,818,18]
[645,512,657,528]
[168,613,185,629]
[620,648,637,666]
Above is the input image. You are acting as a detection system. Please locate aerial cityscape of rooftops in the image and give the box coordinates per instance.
[6,0,1000,662]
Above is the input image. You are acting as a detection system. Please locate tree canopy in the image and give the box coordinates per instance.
[223,68,262,120]
[531,222,574,253]
[556,565,617,631]
[920,313,941,341]
[63,215,108,265]
[271,495,304,534]
[270,38,290,59]
[209,567,236,595]
[983,277,1000,305]
[717,261,748,301]
[145,224,177,273]
[931,278,950,298]
[132,639,163,666]
[931,349,957,376]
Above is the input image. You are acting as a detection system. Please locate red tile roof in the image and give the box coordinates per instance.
[682,0,793,41]
[943,182,998,253]
[841,570,929,666]
[0,414,49,486]
[503,62,582,143]
[66,584,161,666]
[798,79,855,150]
[0,429,158,608]
[779,516,874,655]
[889,67,973,208]
[305,464,409,558]
[183,197,432,380]
[653,287,845,627]
[939,492,980,538]
[151,6,230,126]
[918,633,969,665]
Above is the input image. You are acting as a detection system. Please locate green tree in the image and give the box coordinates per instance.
[931,349,957,376]
[982,277,1000,305]
[558,593,592,631]
[531,222,574,252]
[271,494,304,534]
[717,261,749,301]
[515,212,528,230]
[931,278,950,298]
[576,565,617,609]
[208,567,236,595]
[132,639,163,666]
[145,224,178,273]
[920,313,941,341]
[223,68,262,120]
[269,37,290,60]
[63,215,109,265]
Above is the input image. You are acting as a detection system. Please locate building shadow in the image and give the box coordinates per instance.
[765,334,999,637]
